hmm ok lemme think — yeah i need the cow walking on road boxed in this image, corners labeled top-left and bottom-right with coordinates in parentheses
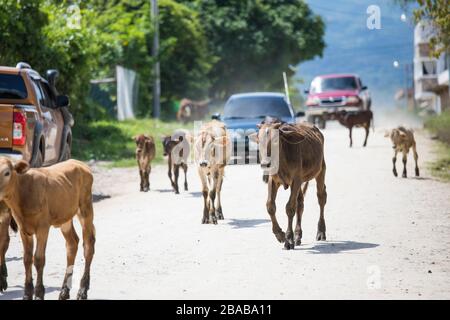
top-left (195, 120), bottom-right (231, 224)
top-left (0, 158), bottom-right (96, 300)
top-left (134, 134), bottom-right (156, 192)
top-left (251, 117), bottom-right (327, 250)
top-left (162, 130), bottom-right (191, 194)
top-left (385, 126), bottom-right (419, 178)
top-left (331, 110), bottom-right (373, 147)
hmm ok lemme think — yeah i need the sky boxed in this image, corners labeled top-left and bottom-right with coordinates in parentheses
top-left (297, 0), bottom-right (416, 108)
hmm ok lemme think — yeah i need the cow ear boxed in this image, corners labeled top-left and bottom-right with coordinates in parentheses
top-left (248, 132), bottom-right (258, 143)
top-left (273, 123), bottom-right (282, 129)
top-left (14, 160), bottom-right (30, 174)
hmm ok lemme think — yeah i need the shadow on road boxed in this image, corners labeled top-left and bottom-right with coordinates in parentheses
top-left (0, 285), bottom-right (60, 300)
top-left (298, 241), bottom-right (379, 254)
top-left (188, 192), bottom-right (203, 198)
top-left (93, 193), bottom-right (111, 203)
top-left (155, 189), bottom-right (174, 193)
top-left (6, 256), bottom-right (22, 262)
top-left (227, 218), bottom-right (270, 229)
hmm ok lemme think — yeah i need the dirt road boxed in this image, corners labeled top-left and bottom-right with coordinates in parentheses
top-left (2, 123), bottom-right (450, 300)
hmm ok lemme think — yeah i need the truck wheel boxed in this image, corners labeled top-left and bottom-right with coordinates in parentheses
top-left (61, 142), bottom-right (71, 161)
top-left (318, 117), bottom-right (326, 129)
top-left (33, 149), bottom-right (43, 168)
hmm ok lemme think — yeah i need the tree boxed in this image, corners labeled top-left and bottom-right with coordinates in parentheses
top-left (183, 0), bottom-right (325, 98)
top-left (395, 0), bottom-right (449, 56)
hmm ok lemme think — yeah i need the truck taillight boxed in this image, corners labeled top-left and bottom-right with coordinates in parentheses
top-left (13, 111), bottom-right (26, 146)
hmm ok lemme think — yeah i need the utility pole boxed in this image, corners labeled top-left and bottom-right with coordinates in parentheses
top-left (151, 0), bottom-right (160, 118)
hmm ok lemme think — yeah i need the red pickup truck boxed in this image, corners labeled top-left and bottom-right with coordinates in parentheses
top-left (304, 74), bottom-right (371, 129)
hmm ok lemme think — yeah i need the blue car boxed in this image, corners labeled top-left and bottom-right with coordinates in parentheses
top-left (213, 92), bottom-right (304, 164)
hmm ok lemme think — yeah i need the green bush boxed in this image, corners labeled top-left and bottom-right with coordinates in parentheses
top-left (425, 110), bottom-right (450, 144)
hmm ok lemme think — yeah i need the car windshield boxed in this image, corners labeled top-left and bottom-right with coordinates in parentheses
top-left (223, 96), bottom-right (292, 119)
top-left (0, 74), bottom-right (28, 99)
top-left (311, 77), bottom-right (358, 93)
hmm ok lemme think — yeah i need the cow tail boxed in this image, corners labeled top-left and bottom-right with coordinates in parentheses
top-left (10, 217), bottom-right (18, 233)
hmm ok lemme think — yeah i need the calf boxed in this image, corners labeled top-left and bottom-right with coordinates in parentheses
top-left (162, 130), bottom-right (191, 194)
top-left (250, 118), bottom-right (327, 250)
top-left (195, 120), bottom-right (231, 224)
top-left (385, 127), bottom-right (419, 178)
top-left (0, 201), bottom-right (17, 293)
top-left (331, 110), bottom-right (373, 147)
top-left (134, 134), bottom-right (156, 192)
top-left (0, 158), bottom-right (95, 300)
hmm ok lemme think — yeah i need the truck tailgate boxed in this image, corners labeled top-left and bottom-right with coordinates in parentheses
top-left (0, 104), bottom-right (13, 148)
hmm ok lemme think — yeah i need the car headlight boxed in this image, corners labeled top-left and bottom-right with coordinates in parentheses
top-left (306, 97), bottom-right (320, 106)
top-left (346, 96), bottom-right (360, 104)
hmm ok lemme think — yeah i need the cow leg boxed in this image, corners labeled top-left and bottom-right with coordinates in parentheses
top-left (285, 180), bottom-right (302, 250)
top-left (348, 127), bottom-right (353, 147)
top-left (208, 172), bottom-right (218, 225)
top-left (199, 168), bottom-right (210, 224)
top-left (139, 170), bottom-right (144, 192)
top-left (412, 143), bottom-right (420, 176)
top-left (294, 189), bottom-right (305, 246)
top-left (173, 164), bottom-right (180, 194)
top-left (20, 231), bottom-right (34, 300)
top-left (215, 172), bottom-right (224, 220)
top-left (392, 149), bottom-right (398, 177)
top-left (145, 165), bottom-right (151, 192)
top-left (77, 201), bottom-right (96, 300)
top-left (183, 163), bottom-right (188, 191)
top-left (363, 123), bottom-right (369, 147)
top-left (0, 209), bottom-right (10, 293)
top-left (59, 221), bottom-right (79, 300)
top-left (316, 161), bottom-right (327, 241)
top-left (168, 157), bottom-right (176, 191)
top-left (34, 227), bottom-right (49, 300)
top-left (402, 150), bottom-right (408, 178)
top-left (266, 178), bottom-right (284, 243)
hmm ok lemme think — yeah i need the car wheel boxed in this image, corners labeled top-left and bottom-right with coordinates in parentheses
top-left (61, 142), bottom-right (71, 161)
top-left (318, 117), bottom-right (326, 129)
top-left (33, 149), bottom-right (43, 168)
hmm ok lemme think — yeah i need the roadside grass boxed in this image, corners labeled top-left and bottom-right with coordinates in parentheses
top-left (425, 110), bottom-right (450, 182)
top-left (72, 119), bottom-right (193, 167)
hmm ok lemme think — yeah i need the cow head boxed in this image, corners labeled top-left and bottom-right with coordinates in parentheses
top-left (250, 117), bottom-right (282, 169)
top-left (196, 131), bottom-right (229, 168)
top-left (133, 134), bottom-right (153, 159)
top-left (0, 158), bottom-right (29, 200)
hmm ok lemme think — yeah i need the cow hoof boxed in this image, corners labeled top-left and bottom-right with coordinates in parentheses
top-left (202, 217), bottom-right (209, 224)
top-left (34, 296), bottom-right (44, 300)
top-left (210, 216), bottom-right (218, 225)
top-left (316, 232), bottom-right (326, 241)
top-left (415, 168), bottom-right (420, 177)
top-left (184, 185), bottom-right (188, 191)
top-left (34, 285), bottom-right (45, 300)
top-left (294, 238), bottom-right (302, 246)
top-left (274, 232), bottom-right (286, 243)
top-left (402, 173), bottom-right (407, 178)
top-left (175, 190), bottom-right (180, 194)
top-left (216, 209), bottom-right (224, 220)
top-left (284, 241), bottom-right (295, 250)
top-left (0, 277), bottom-right (7, 292)
top-left (393, 170), bottom-right (398, 177)
top-left (76, 289), bottom-right (88, 300)
top-left (23, 294), bottom-right (33, 300)
top-left (59, 287), bottom-right (70, 300)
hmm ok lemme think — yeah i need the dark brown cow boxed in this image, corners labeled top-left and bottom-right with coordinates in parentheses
top-left (0, 201), bottom-right (17, 293)
top-left (385, 126), bottom-right (419, 178)
top-left (177, 99), bottom-right (210, 123)
top-left (331, 110), bottom-right (373, 147)
top-left (250, 117), bottom-right (327, 250)
top-left (162, 130), bottom-right (191, 194)
top-left (134, 134), bottom-right (156, 192)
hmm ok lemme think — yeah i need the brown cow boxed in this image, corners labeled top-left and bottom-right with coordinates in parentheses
top-left (134, 134), bottom-right (156, 192)
top-left (250, 117), bottom-right (327, 250)
top-left (0, 201), bottom-right (17, 293)
top-left (385, 126), bottom-right (419, 178)
top-left (195, 120), bottom-right (231, 224)
top-left (162, 130), bottom-right (191, 194)
top-left (177, 99), bottom-right (210, 123)
top-left (331, 110), bottom-right (373, 147)
top-left (0, 158), bottom-right (95, 300)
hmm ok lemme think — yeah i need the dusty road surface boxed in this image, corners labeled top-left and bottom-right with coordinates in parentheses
top-left (1, 123), bottom-right (450, 300)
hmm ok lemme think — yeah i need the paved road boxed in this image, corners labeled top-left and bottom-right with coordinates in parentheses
top-left (2, 123), bottom-right (450, 300)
